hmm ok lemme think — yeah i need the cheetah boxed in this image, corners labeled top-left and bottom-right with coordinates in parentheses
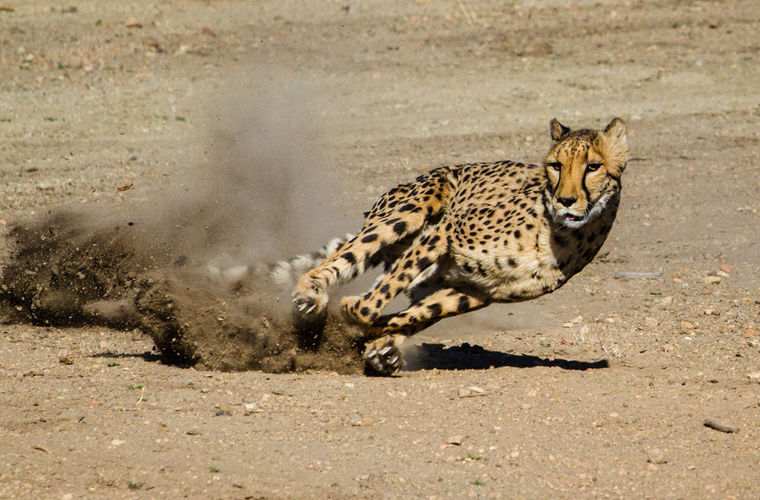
top-left (290, 118), bottom-right (628, 375)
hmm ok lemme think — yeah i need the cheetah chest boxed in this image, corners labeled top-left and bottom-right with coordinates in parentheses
top-left (445, 197), bottom-right (561, 300)
top-left (443, 196), bottom-right (615, 303)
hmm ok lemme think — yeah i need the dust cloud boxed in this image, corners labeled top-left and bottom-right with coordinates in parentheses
top-left (0, 82), bottom-right (365, 373)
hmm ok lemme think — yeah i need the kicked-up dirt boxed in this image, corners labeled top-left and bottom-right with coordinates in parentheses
top-left (1, 0), bottom-right (759, 498)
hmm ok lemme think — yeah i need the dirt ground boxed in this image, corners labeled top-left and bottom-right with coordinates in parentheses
top-left (2, 0), bottom-right (760, 498)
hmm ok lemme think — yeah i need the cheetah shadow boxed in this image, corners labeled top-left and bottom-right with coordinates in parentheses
top-left (402, 342), bottom-right (609, 372)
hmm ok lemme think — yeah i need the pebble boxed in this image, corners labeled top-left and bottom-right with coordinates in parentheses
top-left (745, 372), bottom-right (760, 382)
top-left (703, 419), bottom-right (738, 433)
top-left (448, 435), bottom-right (464, 446)
top-left (646, 448), bottom-right (667, 464)
top-left (125, 17), bottom-right (143, 29)
top-left (458, 386), bottom-right (487, 398)
top-left (349, 413), bottom-right (363, 426)
top-left (704, 276), bottom-right (722, 285)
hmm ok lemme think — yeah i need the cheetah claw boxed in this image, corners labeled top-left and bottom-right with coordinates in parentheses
top-left (294, 298), bottom-right (317, 315)
top-left (363, 335), bottom-right (405, 376)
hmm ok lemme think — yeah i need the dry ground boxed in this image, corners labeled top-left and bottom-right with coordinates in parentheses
top-left (1, 0), bottom-right (759, 498)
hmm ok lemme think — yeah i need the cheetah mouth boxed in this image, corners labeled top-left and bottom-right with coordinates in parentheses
top-left (561, 213), bottom-right (583, 222)
top-left (554, 208), bottom-right (590, 227)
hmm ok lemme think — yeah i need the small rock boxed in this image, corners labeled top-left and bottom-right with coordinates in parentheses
top-left (125, 17), bottom-right (143, 28)
top-left (704, 276), bottom-right (722, 285)
top-left (703, 308), bottom-right (720, 316)
top-left (458, 386), bottom-right (487, 398)
top-left (110, 439), bottom-right (125, 446)
top-left (349, 413), bottom-right (363, 426)
top-left (186, 429), bottom-right (201, 436)
top-left (703, 418), bottom-right (738, 433)
top-left (746, 372), bottom-right (760, 382)
top-left (680, 321), bottom-right (694, 329)
top-left (448, 435), bottom-right (463, 446)
top-left (646, 448), bottom-right (667, 464)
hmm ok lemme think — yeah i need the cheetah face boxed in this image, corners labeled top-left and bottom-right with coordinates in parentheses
top-left (544, 117), bottom-right (628, 229)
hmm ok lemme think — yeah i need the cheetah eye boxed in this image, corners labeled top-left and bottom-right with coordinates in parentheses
top-left (586, 162), bottom-right (603, 172)
top-left (547, 162), bottom-right (562, 171)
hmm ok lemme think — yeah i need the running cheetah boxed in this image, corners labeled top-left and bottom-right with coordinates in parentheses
top-left (290, 118), bottom-right (628, 374)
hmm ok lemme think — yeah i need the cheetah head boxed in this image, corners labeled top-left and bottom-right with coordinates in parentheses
top-left (544, 117), bottom-right (628, 229)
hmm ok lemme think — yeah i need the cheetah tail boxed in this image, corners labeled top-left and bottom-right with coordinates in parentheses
top-left (265, 234), bottom-right (354, 288)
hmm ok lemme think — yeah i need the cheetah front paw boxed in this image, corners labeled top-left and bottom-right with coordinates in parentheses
top-left (363, 334), bottom-right (406, 376)
top-left (292, 278), bottom-right (328, 317)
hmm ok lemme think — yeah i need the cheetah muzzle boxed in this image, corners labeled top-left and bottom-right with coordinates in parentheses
top-left (288, 117), bottom-right (629, 375)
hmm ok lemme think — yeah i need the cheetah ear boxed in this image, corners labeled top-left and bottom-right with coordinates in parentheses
top-left (549, 118), bottom-right (570, 142)
top-left (603, 117), bottom-right (627, 145)
top-left (602, 117), bottom-right (629, 175)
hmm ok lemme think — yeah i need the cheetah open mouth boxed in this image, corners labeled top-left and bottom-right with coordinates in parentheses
top-left (555, 210), bottom-right (589, 227)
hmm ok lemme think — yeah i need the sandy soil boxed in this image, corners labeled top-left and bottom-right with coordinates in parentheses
top-left (1, 0), bottom-right (759, 498)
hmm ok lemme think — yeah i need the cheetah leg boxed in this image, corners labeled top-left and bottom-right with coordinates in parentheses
top-left (292, 170), bottom-right (452, 318)
top-left (363, 288), bottom-right (488, 375)
top-left (292, 213), bottom-right (429, 317)
top-left (339, 225), bottom-right (447, 325)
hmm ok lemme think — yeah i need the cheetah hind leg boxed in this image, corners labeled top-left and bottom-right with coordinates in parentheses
top-left (363, 288), bottom-right (489, 375)
top-left (340, 225), bottom-right (448, 327)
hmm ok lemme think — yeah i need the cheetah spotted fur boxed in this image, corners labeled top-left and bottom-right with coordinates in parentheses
top-left (291, 118), bottom-right (629, 374)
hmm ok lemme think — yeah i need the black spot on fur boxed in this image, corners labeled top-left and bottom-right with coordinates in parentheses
top-left (457, 296), bottom-right (470, 313)
top-left (361, 233), bottom-right (379, 243)
top-left (392, 221), bottom-right (407, 235)
top-left (427, 303), bottom-right (443, 317)
top-left (341, 252), bottom-right (356, 264)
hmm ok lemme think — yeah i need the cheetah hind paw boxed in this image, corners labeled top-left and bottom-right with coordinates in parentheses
top-left (363, 334), bottom-right (406, 376)
top-left (339, 295), bottom-right (371, 326)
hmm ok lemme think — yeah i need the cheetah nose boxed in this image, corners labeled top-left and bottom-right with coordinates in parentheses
top-left (557, 197), bottom-right (577, 207)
